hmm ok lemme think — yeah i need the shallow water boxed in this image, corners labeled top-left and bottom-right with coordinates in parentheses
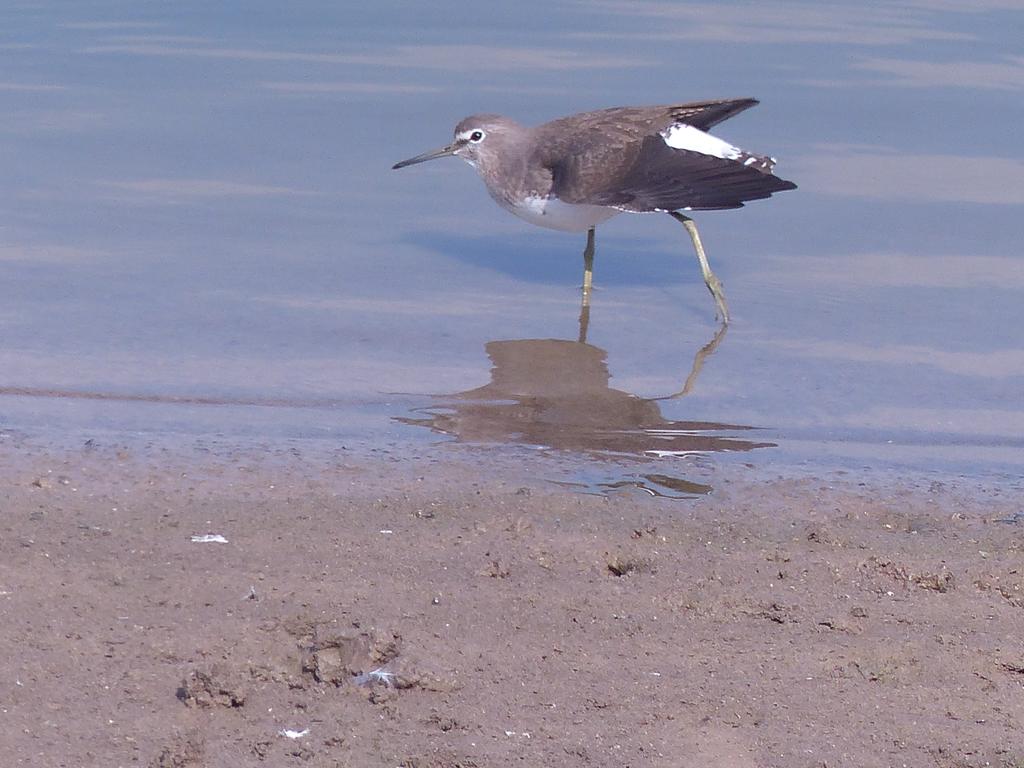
top-left (2, 1), bottom-right (1022, 486)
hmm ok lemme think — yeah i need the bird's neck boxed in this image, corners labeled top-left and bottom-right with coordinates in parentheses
top-left (478, 129), bottom-right (549, 205)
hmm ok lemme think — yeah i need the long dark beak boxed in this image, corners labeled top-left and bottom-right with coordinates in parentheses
top-left (392, 143), bottom-right (458, 170)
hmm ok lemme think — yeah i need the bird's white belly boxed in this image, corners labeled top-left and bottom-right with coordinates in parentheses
top-left (505, 195), bottom-right (620, 232)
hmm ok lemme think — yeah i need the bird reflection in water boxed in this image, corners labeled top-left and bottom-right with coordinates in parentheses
top-left (398, 299), bottom-right (775, 498)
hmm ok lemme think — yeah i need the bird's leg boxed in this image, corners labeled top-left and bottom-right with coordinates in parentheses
top-left (668, 212), bottom-right (730, 324)
top-left (581, 227), bottom-right (595, 301)
top-left (578, 227), bottom-right (595, 343)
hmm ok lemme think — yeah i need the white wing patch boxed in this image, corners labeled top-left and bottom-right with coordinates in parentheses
top-left (660, 123), bottom-right (742, 160)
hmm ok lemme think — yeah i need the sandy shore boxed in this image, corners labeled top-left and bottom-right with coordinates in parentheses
top-left (1, 436), bottom-right (1022, 767)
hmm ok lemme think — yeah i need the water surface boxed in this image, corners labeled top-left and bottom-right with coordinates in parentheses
top-left (2, 1), bottom-right (1022, 488)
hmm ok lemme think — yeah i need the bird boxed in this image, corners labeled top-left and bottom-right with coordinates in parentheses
top-left (392, 98), bottom-right (796, 324)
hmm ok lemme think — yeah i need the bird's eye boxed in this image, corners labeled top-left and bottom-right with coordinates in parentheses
top-left (470, 130), bottom-right (485, 142)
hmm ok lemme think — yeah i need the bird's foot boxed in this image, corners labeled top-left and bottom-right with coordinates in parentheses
top-left (704, 274), bottom-right (730, 324)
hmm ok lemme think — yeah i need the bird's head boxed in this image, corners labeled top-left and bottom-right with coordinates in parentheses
top-left (392, 115), bottom-right (523, 173)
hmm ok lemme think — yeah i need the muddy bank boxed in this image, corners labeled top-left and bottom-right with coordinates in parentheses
top-left (1, 439), bottom-right (1022, 767)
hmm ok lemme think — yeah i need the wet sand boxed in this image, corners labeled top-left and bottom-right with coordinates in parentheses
top-left (1, 435), bottom-right (1022, 768)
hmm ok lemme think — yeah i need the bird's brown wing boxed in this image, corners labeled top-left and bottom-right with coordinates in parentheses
top-left (663, 98), bottom-right (760, 131)
top-left (560, 135), bottom-right (797, 212)
top-left (540, 99), bottom-right (759, 136)
top-left (539, 99), bottom-right (796, 212)
top-left (534, 99), bottom-right (794, 211)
